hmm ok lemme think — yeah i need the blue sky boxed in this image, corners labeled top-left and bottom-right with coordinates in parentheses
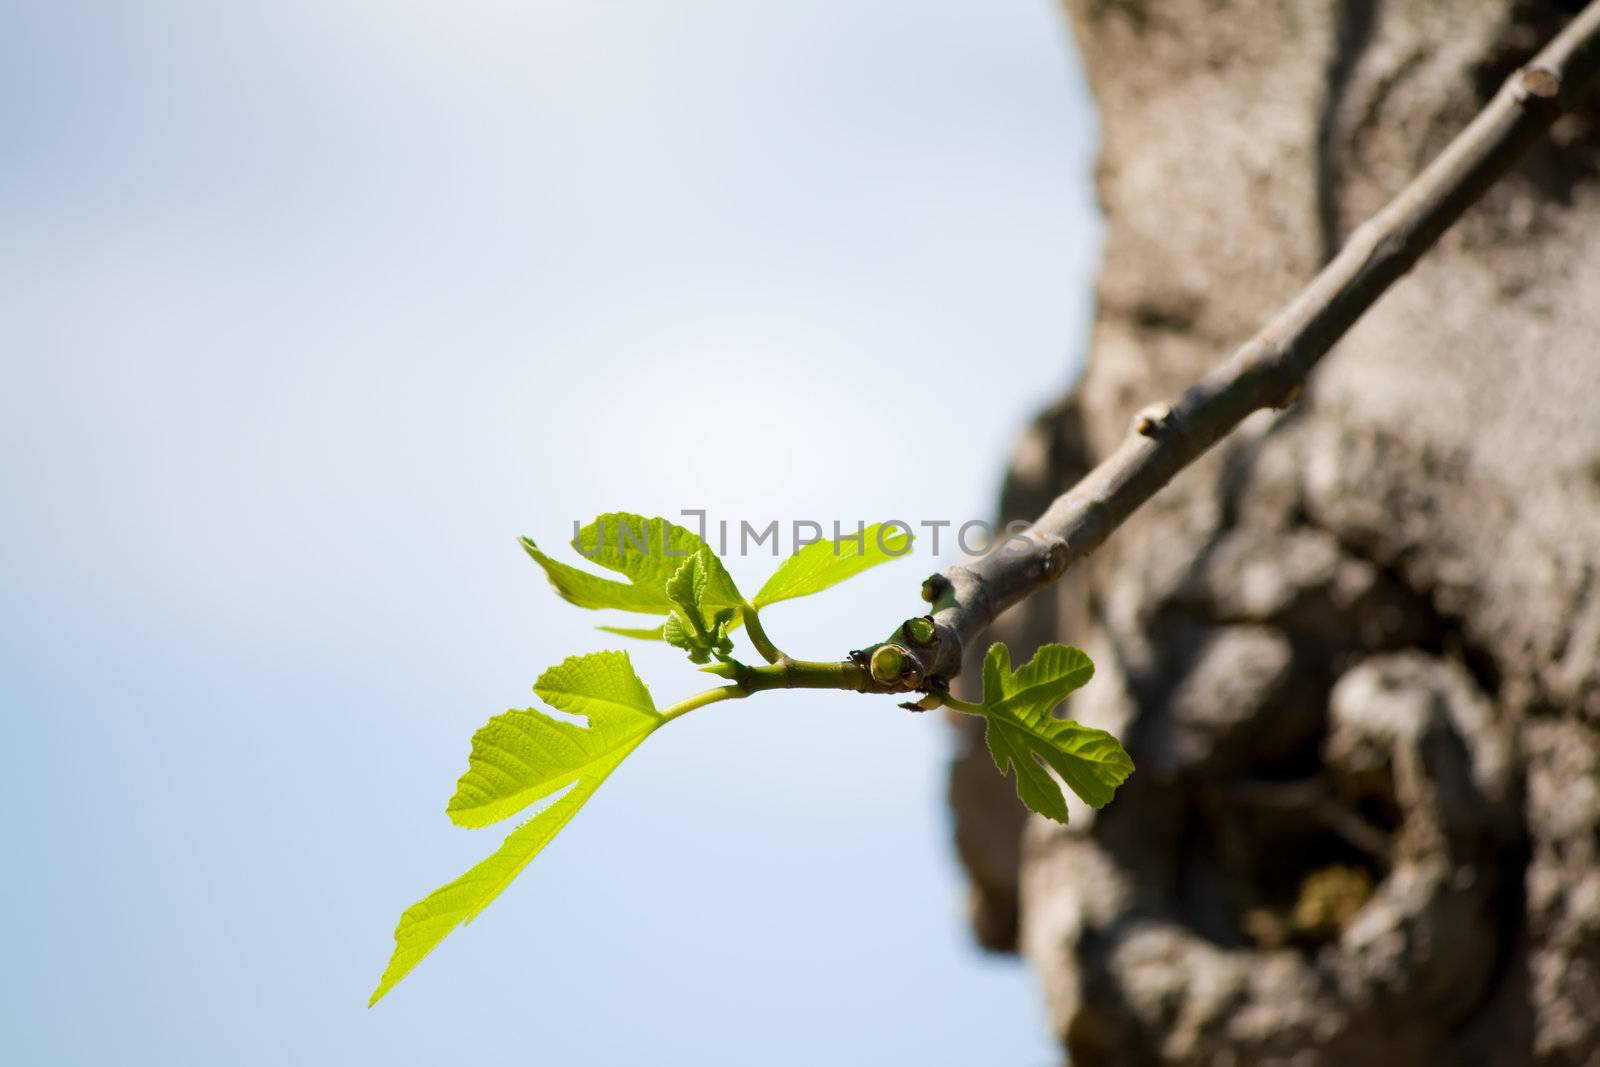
top-left (1, 2), bottom-right (1099, 1062)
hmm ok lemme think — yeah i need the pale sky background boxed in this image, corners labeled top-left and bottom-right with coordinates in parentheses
top-left (1, 2), bottom-right (1101, 1063)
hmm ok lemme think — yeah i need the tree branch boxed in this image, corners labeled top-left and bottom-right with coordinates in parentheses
top-left (869, 1), bottom-right (1600, 693)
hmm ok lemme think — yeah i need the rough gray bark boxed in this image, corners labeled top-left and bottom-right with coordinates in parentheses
top-left (947, 2), bottom-right (1600, 1063)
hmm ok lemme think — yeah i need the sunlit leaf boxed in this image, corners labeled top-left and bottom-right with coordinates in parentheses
top-left (979, 643), bottom-right (1130, 822)
top-left (371, 651), bottom-right (660, 1004)
top-left (753, 522), bottom-right (912, 607)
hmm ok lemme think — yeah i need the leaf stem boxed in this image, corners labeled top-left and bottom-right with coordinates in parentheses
top-left (740, 603), bottom-right (785, 664)
top-left (935, 694), bottom-right (989, 717)
top-left (659, 684), bottom-right (746, 723)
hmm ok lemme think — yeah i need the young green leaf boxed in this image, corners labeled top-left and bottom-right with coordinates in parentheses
top-left (661, 548), bottom-right (738, 663)
top-left (666, 546), bottom-right (709, 615)
top-left (522, 513), bottom-right (743, 615)
top-left (979, 642), bottom-right (1132, 823)
top-left (371, 651), bottom-right (661, 1005)
top-left (752, 522), bottom-right (913, 608)
top-left (447, 651), bottom-right (660, 828)
top-left (663, 611), bottom-right (730, 663)
top-left (369, 777), bottom-right (602, 1007)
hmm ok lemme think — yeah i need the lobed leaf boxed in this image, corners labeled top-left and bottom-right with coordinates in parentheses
top-left (447, 651), bottom-right (658, 828)
top-left (372, 650), bottom-right (661, 1005)
top-left (753, 522), bottom-right (913, 607)
top-left (532, 649), bottom-right (658, 724)
top-left (370, 776), bottom-right (604, 1006)
top-left (522, 513), bottom-right (742, 615)
top-left (979, 643), bottom-right (1131, 822)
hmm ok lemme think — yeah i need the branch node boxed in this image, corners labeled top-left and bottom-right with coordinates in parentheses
top-left (1038, 534), bottom-right (1070, 579)
top-left (1133, 403), bottom-right (1172, 437)
top-left (1516, 65), bottom-right (1562, 103)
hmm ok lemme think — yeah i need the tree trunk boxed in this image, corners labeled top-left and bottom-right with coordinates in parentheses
top-left (948, 2), bottom-right (1600, 1063)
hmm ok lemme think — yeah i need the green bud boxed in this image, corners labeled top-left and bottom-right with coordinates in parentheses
top-left (903, 615), bottom-right (936, 647)
top-left (870, 645), bottom-right (907, 684)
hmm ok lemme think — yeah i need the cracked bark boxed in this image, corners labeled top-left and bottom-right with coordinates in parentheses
top-left (947, 2), bottom-right (1600, 1063)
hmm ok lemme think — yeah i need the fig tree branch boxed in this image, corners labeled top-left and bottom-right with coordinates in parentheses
top-left (374, 5), bottom-right (1600, 1005)
top-left (857, 0), bottom-right (1600, 696)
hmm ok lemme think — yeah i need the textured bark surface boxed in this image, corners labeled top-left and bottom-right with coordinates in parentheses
top-left (947, 2), bottom-right (1600, 1063)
